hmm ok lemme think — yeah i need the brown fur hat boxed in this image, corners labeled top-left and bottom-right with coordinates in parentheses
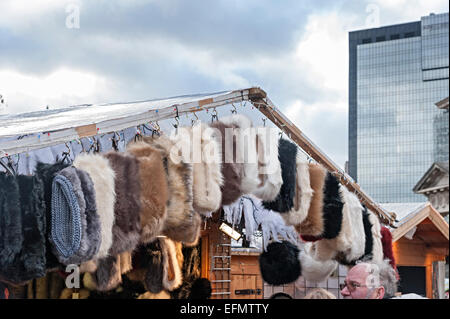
top-left (295, 163), bottom-right (327, 237)
top-left (103, 151), bottom-right (141, 256)
top-left (210, 121), bottom-right (243, 206)
top-left (127, 142), bottom-right (169, 244)
top-left (142, 136), bottom-right (201, 246)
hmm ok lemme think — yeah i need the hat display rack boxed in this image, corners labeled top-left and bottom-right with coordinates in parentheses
top-left (0, 87), bottom-right (397, 296)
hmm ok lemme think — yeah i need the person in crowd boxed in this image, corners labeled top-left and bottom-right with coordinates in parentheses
top-left (340, 259), bottom-right (398, 299)
top-left (304, 288), bottom-right (336, 299)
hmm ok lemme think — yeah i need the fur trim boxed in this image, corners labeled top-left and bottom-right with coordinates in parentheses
top-left (35, 162), bottom-right (69, 271)
top-left (259, 241), bottom-right (301, 285)
top-left (360, 207), bottom-right (374, 261)
top-left (295, 163), bottom-right (327, 237)
top-left (320, 172), bottom-right (344, 239)
top-left (162, 238), bottom-right (183, 291)
top-left (73, 153), bottom-right (116, 260)
top-left (252, 128), bottom-right (283, 201)
top-left (283, 155), bottom-right (313, 226)
top-left (142, 136), bottom-right (201, 245)
top-left (127, 142), bottom-right (168, 243)
top-left (220, 114), bottom-right (260, 194)
top-left (210, 121), bottom-right (243, 206)
top-left (299, 244), bottom-right (338, 283)
top-left (381, 226), bottom-right (396, 270)
top-left (77, 168), bottom-right (102, 261)
top-left (103, 151), bottom-right (141, 255)
top-left (189, 278), bottom-right (212, 299)
top-left (262, 139), bottom-right (298, 213)
top-left (368, 210), bottom-right (383, 263)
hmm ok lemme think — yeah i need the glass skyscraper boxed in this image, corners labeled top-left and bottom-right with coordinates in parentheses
top-left (348, 12), bottom-right (449, 203)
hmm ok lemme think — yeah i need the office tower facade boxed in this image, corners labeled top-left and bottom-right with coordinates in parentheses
top-left (349, 12), bottom-right (449, 203)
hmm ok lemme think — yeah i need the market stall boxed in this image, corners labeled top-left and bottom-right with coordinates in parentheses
top-left (0, 87), bottom-right (397, 299)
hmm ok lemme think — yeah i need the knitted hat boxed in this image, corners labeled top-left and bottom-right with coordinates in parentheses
top-left (262, 139), bottom-right (298, 213)
top-left (103, 151), bottom-right (141, 256)
top-left (259, 241), bottom-right (301, 285)
top-left (50, 166), bottom-right (99, 265)
top-left (35, 161), bottom-right (70, 270)
top-left (220, 114), bottom-right (260, 194)
top-left (252, 127), bottom-right (283, 201)
top-left (209, 121), bottom-right (242, 207)
top-left (143, 135), bottom-right (201, 246)
top-left (73, 153), bottom-right (116, 260)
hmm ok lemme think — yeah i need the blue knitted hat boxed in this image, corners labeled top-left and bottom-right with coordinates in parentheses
top-left (50, 171), bottom-right (83, 260)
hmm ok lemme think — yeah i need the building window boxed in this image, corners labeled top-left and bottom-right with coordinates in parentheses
top-left (362, 38), bottom-right (372, 44)
top-left (390, 34), bottom-right (400, 40)
top-left (376, 36), bottom-right (386, 42)
top-left (404, 32), bottom-right (416, 38)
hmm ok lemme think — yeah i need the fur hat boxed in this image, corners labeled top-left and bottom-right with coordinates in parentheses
top-left (35, 161), bottom-right (70, 271)
top-left (380, 226), bottom-right (396, 270)
top-left (220, 114), bottom-right (260, 194)
top-left (103, 151), bottom-right (141, 255)
top-left (73, 153), bottom-right (116, 260)
top-left (298, 243), bottom-right (338, 283)
top-left (91, 255), bottom-right (122, 292)
top-left (332, 187), bottom-right (366, 265)
top-left (262, 139), bottom-right (298, 213)
top-left (77, 168), bottom-right (102, 262)
top-left (295, 163), bottom-right (326, 237)
top-left (283, 155), bottom-right (313, 226)
top-left (162, 238), bottom-right (183, 291)
top-left (127, 142), bottom-right (169, 243)
top-left (259, 241), bottom-right (301, 285)
top-left (209, 121), bottom-right (242, 206)
top-left (252, 127), bottom-right (283, 201)
top-left (189, 278), bottom-right (212, 299)
top-left (142, 136), bottom-right (201, 246)
top-left (0, 173), bottom-right (47, 284)
top-left (143, 239), bottom-right (165, 293)
top-left (295, 165), bottom-right (344, 241)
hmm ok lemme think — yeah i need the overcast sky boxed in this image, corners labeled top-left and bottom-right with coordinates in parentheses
top-left (0, 0), bottom-right (448, 168)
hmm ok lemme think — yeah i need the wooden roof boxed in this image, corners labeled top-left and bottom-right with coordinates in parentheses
top-left (392, 203), bottom-right (449, 256)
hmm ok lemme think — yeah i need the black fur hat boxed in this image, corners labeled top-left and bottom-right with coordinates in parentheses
top-left (262, 139), bottom-right (298, 213)
top-left (0, 172), bottom-right (47, 284)
top-left (321, 172), bottom-right (344, 239)
top-left (259, 241), bottom-right (301, 285)
top-left (35, 161), bottom-right (70, 270)
top-left (189, 278), bottom-right (212, 299)
top-left (143, 239), bottom-right (165, 294)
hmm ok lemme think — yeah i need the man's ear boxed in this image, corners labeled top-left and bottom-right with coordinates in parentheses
top-left (376, 286), bottom-right (385, 299)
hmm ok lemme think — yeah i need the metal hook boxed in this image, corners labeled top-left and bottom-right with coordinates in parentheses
top-left (211, 107), bottom-right (219, 123)
top-left (262, 118), bottom-right (267, 127)
top-left (231, 103), bottom-right (237, 114)
top-left (191, 112), bottom-right (199, 127)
